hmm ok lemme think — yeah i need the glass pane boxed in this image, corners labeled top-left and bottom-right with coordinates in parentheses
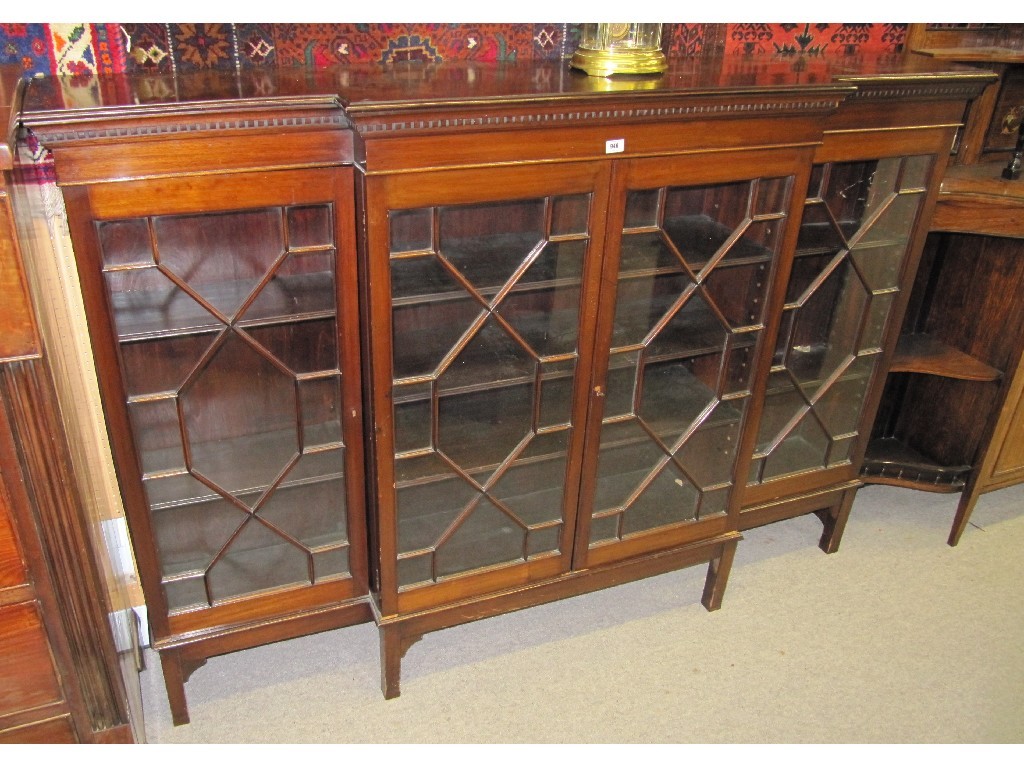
top-left (637, 357), bottom-right (722, 446)
top-left (437, 316), bottom-right (535, 393)
top-left (312, 546), bottom-right (350, 581)
top-left (434, 498), bottom-right (524, 580)
top-left (551, 194), bottom-right (590, 236)
top-left (751, 156), bottom-right (931, 484)
top-left (526, 524), bottom-right (561, 557)
top-left (396, 471), bottom-right (477, 554)
top-left (245, 317), bottom-right (337, 376)
top-left (287, 205), bottom-right (332, 249)
top-left (538, 361), bottom-right (576, 428)
top-left (390, 208), bottom-right (433, 253)
top-left (241, 250), bottom-right (335, 325)
top-left (98, 218), bottom-right (152, 268)
top-left (392, 299), bottom-right (482, 381)
top-left (388, 194), bottom-right (588, 586)
top-left (163, 575), bottom-right (207, 613)
top-left (624, 188), bottom-right (660, 228)
top-left (612, 272), bottom-right (694, 349)
top-left (702, 261), bottom-right (772, 329)
top-left (485, 431), bottom-right (570, 527)
top-left (153, 209), bottom-right (284, 319)
top-left (120, 332), bottom-right (217, 397)
top-left (762, 414), bottom-right (831, 478)
top-left (646, 293), bottom-right (729, 360)
top-left (619, 463), bottom-right (699, 535)
top-left (396, 553), bottom-right (433, 588)
top-left (152, 494), bottom-right (248, 579)
top-left (437, 385), bottom-right (534, 477)
top-left (393, 394), bottom-right (432, 455)
top-left (206, 518), bottom-right (310, 603)
top-left (128, 398), bottom-right (184, 476)
top-left (589, 513), bottom-right (620, 545)
top-left (299, 374), bottom-right (343, 446)
top-left (259, 472), bottom-right (348, 550)
top-left (179, 331), bottom-right (299, 494)
top-left (440, 199), bottom-right (545, 289)
top-left (104, 266), bottom-right (215, 339)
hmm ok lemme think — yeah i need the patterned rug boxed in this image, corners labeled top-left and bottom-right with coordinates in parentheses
top-left (0, 23), bottom-right (913, 78)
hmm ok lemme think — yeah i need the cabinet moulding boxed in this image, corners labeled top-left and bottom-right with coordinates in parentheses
top-left (354, 97), bottom-right (848, 134)
top-left (29, 112), bottom-right (352, 146)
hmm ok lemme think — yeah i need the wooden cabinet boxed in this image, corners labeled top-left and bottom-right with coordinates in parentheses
top-left (31, 96), bottom-right (373, 725)
top-left (15, 55), bottom-right (991, 720)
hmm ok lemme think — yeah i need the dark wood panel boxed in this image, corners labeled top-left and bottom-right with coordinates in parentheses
top-left (0, 601), bottom-right (64, 716)
top-left (0, 192), bottom-right (39, 361)
top-left (0, 714), bottom-right (78, 744)
top-left (49, 130), bottom-right (354, 186)
top-left (923, 233), bottom-right (1024, 372)
top-left (0, 362), bottom-right (129, 733)
top-left (0, 481), bottom-right (28, 592)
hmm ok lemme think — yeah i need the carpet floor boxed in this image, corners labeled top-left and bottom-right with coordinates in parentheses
top-left (138, 483), bottom-right (1024, 743)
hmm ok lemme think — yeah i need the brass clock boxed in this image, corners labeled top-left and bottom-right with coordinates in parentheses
top-left (570, 23), bottom-right (667, 77)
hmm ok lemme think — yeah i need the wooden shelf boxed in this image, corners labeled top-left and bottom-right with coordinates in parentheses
top-left (390, 234), bottom-right (586, 307)
top-left (141, 422), bottom-right (344, 503)
top-left (621, 214), bottom-right (773, 273)
top-left (860, 436), bottom-right (970, 491)
top-left (110, 271), bottom-right (337, 342)
top-left (890, 333), bottom-right (1002, 381)
top-left (610, 294), bottom-right (735, 359)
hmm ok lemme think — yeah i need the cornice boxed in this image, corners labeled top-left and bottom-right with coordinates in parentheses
top-left (849, 82), bottom-right (992, 101)
top-left (351, 94), bottom-right (849, 135)
top-left (28, 111), bottom-right (351, 145)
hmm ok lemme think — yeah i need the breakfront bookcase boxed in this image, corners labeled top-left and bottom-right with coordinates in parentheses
top-left (16, 55), bottom-right (990, 722)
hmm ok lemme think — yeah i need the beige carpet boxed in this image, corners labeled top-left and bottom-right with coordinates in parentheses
top-left (138, 483), bottom-right (1024, 743)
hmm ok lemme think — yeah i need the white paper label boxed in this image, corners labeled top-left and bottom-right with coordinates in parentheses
top-left (605, 138), bottom-right (625, 154)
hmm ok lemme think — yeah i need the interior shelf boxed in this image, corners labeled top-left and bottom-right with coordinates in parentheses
top-left (765, 345), bottom-right (877, 396)
top-left (111, 271), bottom-right (337, 342)
top-left (860, 436), bottom-right (970, 491)
top-left (890, 333), bottom-right (1002, 381)
top-left (140, 422), bottom-right (344, 506)
top-left (794, 220), bottom-right (909, 258)
top-left (620, 214), bottom-right (773, 274)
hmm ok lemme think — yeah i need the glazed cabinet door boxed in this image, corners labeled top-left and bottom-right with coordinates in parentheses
top-left (365, 163), bottom-right (612, 615)
top-left (743, 153), bottom-right (937, 505)
top-left (577, 149), bottom-right (812, 568)
top-left (63, 168), bottom-right (368, 641)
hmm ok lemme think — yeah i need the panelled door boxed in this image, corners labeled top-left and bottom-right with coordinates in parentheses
top-left (365, 162), bottom-right (613, 615)
top-left (576, 148), bottom-right (814, 568)
top-left (743, 149), bottom-right (938, 506)
top-left (64, 167), bottom-right (368, 641)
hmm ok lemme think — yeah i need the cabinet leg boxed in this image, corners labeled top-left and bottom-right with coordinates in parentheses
top-left (701, 538), bottom-right (738, 612)
top-left (948, 482), bottom-right (982, 547)
top-left (816, 488), bottom-right (857, 554)
top-left (379, 625), bottom-right (423, 700)
top-left (159, 651), bottom-right (191, 726)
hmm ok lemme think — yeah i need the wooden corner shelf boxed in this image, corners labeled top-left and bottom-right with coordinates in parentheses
top-left (890, 333), bottom-right (1002, 381)
top-left (861, 436), bottom-right (970, 491)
